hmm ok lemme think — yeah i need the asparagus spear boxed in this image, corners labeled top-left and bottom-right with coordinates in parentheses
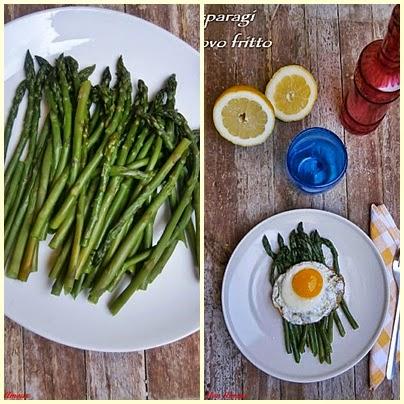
top-left (7, 176), bottom-right (40, 280)
top-left (54, 56), bottom-right (73, 179)
top-left (193, 181), bottom-right (201, 276)
top-left (50, 61), bottom-right (132, 231)
top-left (78, 64), bottom-right (96, 81)
top-left (30, 167), bottom-right (70, 240)
top-left (45, 75), bottom-right (62, 181)
top-left (4, 80), bottom-right (27, 157)
top-left (109, 201), bottom-right (194, 314)
top-left (4, 183), bottom-right (31, 262)
top-left (5, 51), bottom-right (35, 189)
top-left (64, 55), bottom-right (80, 98)
top-left (36, 141), bottom-right (53, 211)
top-left (82, 131), bottom-right (120, 245)
top-left (50, 67), bottom-right (64, 120)
top-left (89, 156), bottom-right (188, 302)
top-left (4, 161), bottom-right (25, 218)
top-left (81, 71), bottom-right (132, 247)
top-left (6, 66), bottom-right (49, 270)
top-left (49, 135), bottom-right (110, 229)
top-left (104, 56), bottom-right (131, 137)
top-left (69, 80), bottom-right (92, 185)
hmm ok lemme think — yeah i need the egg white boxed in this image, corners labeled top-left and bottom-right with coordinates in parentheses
top-left (272, 261), bottom-right (345, 325)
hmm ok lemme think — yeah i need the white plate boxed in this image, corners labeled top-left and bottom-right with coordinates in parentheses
top-left (222, 209), bottom-right (389, 383)
top-left (5, 7), bottom-right (200, 352)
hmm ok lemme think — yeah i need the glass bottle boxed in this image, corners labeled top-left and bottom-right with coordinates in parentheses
top-left (340, 5), bottom-right (400, 135)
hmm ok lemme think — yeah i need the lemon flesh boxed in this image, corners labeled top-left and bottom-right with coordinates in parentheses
top-left (222, 98), bottom-right (268, 139)
top-left (213, 86), bottom-right (275, 147)
top-left (273, 75), bottom-right (311, 115)
top-left (266, 65), bottom-right (317, 122)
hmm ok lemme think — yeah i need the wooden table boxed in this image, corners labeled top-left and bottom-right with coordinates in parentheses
top-left (204, 4), bottom-right (399, 400)
top-left (4, 4), bottom-right (199, 400)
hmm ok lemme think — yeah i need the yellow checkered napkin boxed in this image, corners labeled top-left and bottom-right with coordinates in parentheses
top-left (369, 204), bottom-right (400, 389)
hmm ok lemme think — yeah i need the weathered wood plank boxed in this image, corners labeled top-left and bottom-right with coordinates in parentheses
top-left (304, 5), bottom-right (354, 399)
top-left (270, 4), bottom-right (322, 399)
top-left (339, 3), bottom-right (384, 234)
top-left (23, 331), bottom-right (86, 399)
top-left (271, 4), bottom-right (323, 219)
top-left (4, 4), bottom-right (55, 22)
top-left (205, 253), bottom-right (243, 399)
top-left (232, 4), bottom-right (279, 400)
top-left (85, 351), bottom-right (146, 399)
top-left (304, 4), bottom-right (348, 218)
top-left (4, 319), bottom-right (25, 397)
top-left (371, 4), bottom-right (400, 227)
top-left (204, 3), bottom-right (244, 399)
top-left (371, 14), bottom-right (400, 397)
top-left (339, 4), bottom-right (399, 399)
top-left (147, 332), bottom-right (200, 399)
top-left (125, 4), bottom-right (199, 50)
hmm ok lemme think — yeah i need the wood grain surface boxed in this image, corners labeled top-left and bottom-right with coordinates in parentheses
top-left (4, 4), bottom-right (200, 400)
top-left (204, 4), bottom-right (399, 400)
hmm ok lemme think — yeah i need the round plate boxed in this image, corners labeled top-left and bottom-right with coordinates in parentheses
top-left (5, 7), bottom-right (199, 352)
top-left (222, 209), bottom-right (389, 383)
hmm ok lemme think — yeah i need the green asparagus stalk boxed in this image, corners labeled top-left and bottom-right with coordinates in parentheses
top-left (63, 189), bottom-right (86, 293)
top-left (96, 136), bottom-right (166, 264)
top-left (4, 184), bottom-right (31, 262)
top-left (109, 202), bottom-right (194, 314)
top-left (4, 80), bottom-right (27, 157)
top-left (106, 138), bottom-right (191, 245)
top-left (104, 141), bottom-right (197, 302)
top-left (7, 177), bottom-right (40, 279)
top-left (109, 167), bottom-right (152, 179)
top-left (89, 156), bottom-right (188, 302)
top-left (49, 135), bottom-right (110, 229)
top-left (82, 131), bottom-right (120, 246)
top-left (5, 51), bottom-right (35, 189)
top-left (49, 235), bottom-right (73, 280)
top-left (69, 80), bottom-right (92, 185)
top-left (45, 77), bottom-right (62, 181)
top-left (4, 161), bottom-right (25, 218)
top-left (55, 56), bottom-right (73, 178)
top-left (193, 181), bottom-right (201, 276)
top-left (30, 167), bottom-right (70, 240)
top-left (78, 64), bottom-right (96, 81)
top-left (36, 141), bottom-right (53, 211)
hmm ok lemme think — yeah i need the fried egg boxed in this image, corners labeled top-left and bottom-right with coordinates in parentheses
top-left (272, 261), bottom-right (345, 325)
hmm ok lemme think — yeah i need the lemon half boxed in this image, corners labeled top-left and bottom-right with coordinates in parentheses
top-left (265, 65), bottom-right (317, 122)
top-left (213, 85), bottom-right (275, 147)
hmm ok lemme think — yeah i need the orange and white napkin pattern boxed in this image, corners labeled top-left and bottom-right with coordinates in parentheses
top-left (369, 204), bottom-right (400, 389)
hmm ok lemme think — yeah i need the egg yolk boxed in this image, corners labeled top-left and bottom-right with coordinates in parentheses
top-left (292, 268), bottom-right (323, 298)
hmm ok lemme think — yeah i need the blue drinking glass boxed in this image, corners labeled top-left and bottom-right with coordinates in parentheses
top-left (286, 127), bottom-right (348, 194)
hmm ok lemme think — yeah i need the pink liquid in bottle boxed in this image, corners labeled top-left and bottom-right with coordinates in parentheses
top-left (340, 5), bottom-right (399, 135)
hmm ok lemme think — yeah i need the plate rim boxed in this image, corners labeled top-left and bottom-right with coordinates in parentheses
top-left (221, 208), bottom-right (389, 383)
top-left (4, 5), bottom-right (199, 58)
top-left (5, 5), bottom-right (200, 352)
top-left (5, 311), bottom-right (199, 353)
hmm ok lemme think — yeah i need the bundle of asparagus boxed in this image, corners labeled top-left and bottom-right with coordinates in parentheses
top-left (5, 51), bottom-right (200, 315)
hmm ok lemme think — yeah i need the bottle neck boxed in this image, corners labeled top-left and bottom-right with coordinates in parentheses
top-left (379, 5), bottom-right (400, 67)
